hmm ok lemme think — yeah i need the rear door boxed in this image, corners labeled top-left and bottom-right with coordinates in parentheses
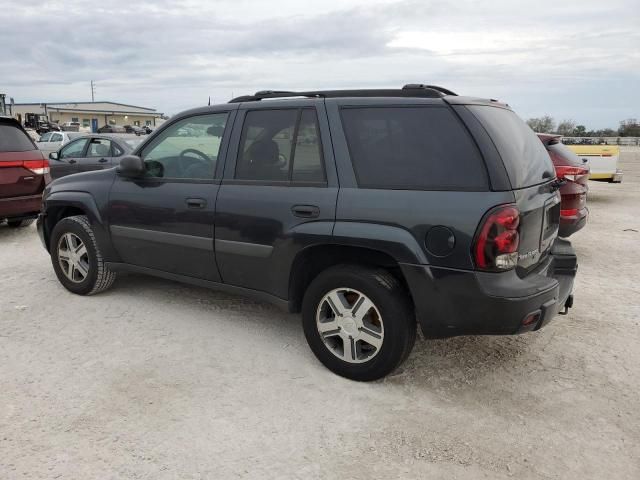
top-left (214, 100), bottom-right (338, 298)
top-left (465, 105), bottom-right (560, 271)
top-left (84, 137), bottom-right (116, 171)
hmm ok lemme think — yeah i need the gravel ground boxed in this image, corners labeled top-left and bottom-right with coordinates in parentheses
top-left (1, 149), bottom-right (639, 479)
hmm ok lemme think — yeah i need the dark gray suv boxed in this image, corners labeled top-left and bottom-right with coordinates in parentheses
top-left (36, 85), bottom-right (577, 381)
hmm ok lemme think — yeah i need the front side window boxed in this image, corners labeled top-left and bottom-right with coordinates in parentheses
top-left (39, 132), bottom-right (53, 142)
top-left (86, 138), bottom-right (112, 158)
top-left (341, 107), bottom-right (487, 190)
top-left (235, 108), bottom-right (325, 183)
top-left (141, 113), bottom-right (228, 180)
top-left (50, 133), bottom-right (63, 142)
top-left (60, 138), bottom-right (88, 159)
top-left (108, 119), bottom-right (116, 125)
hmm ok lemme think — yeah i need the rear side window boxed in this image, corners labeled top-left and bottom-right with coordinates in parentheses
top-left (468, 106), bottom-right (554, 188)
top-left (340, 107), bottom-right (487, 190)
top-left (0, 123), bottom-right (35, 152)
top-left (235, 108), bottom-right (326, 183)
top-left (548, 142), bottom-right (582, 167)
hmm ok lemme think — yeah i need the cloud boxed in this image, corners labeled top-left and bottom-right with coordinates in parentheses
top-left (0, 0), bottom-right (638, 127)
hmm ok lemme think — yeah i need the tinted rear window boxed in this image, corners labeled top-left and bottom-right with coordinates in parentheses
top-left (468, 106), bottom-right (554, 188)
top-left (340, 107), bottom-right (488, 190)
top-left (0, 123), bottom-right (35, 152)
top-left (548, 142), bottom-right (582, 166)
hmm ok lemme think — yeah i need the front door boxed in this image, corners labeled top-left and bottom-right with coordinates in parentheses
top-left (215, 102), bottom-right (338, 299)
top-left (107, 110), bottom-right (235, 281)
top-left (50, 137), bottom-right (89, 179)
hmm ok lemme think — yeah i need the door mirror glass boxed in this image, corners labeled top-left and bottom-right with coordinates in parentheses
top-left (49, 151), bottom-right (59, 161)
top-left (118, 155), bottom-right (145, 176)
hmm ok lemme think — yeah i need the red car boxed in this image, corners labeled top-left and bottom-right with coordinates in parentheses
top-left (537, 133), bottom-right (589, 237)
top-left (0, 117), bottom-right (50, 228)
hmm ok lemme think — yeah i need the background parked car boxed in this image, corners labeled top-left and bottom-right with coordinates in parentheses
top-left (123, 125), bottom-right (145, 135)
top-left (0, 117), bottom-right (50, 227)
top-left (97, 124), bottom-right (126, 134)
top-left (538, 133), bottom-right (589, 237)
top-left (36, 131), bottom-right (85, 155)
top-left (568, 144), bottom-right (623, 182)
top-left (48, 134), bottom-right (142, 179)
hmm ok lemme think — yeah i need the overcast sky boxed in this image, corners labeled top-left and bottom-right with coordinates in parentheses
top-left (1, 0), bottom-right (638, 129)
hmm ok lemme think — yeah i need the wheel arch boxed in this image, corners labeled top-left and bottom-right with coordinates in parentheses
top-left (287, 243), bottom-right (414, 314)
top-left (42, 192), bottom-right (104, 252)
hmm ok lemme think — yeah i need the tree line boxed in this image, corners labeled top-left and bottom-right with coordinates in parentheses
top-left (526, 116), bottom-right (640, 137)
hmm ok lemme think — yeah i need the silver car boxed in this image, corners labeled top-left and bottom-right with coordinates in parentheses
top-left (36, 131), bottom-right (85, 155)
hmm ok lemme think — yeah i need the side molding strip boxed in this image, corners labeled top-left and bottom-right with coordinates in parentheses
top-left (110, 225), bottom-right (213, 251)
top-left (215, 239), bottom-right (273, 258)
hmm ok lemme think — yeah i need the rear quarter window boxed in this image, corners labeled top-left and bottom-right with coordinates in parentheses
top-left (340, 106), bottom-right (488, 190)
top-left (0, 123), bottom-right (36, 152)
top-left (468, 106), bottom-right (555, 188)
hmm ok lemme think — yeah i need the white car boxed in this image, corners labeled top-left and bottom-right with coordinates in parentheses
top-left (36, 131), bottom-right (85, 154)
top-left (567, 145), bottom-right (623, 183)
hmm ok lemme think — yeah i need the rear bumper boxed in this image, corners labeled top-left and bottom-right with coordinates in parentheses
top-left (401, 238), bottom-right (577, 338)
top-left (559, 208), bottom-right (588, 237)
top-left (0, 194), bottom-right (42, 221)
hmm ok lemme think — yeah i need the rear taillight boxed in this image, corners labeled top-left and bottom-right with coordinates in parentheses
top-left (0, 158), bottom-right (49, 175)
top-left (473, 204), bottom-right (520, 271)
top-left (23, 159), bottom-right (50, 175)
top-left (555, 165), bottom-right (589, 183)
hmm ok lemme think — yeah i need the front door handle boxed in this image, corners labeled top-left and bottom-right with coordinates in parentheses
top-left (291, 204), bottom-right (320, 218)
top-left (186, 197), bottom-right (207, 209)
top-left (99, 158), bottom-right (108, 163)
top-left (68, 159), bottom-right (76, 164)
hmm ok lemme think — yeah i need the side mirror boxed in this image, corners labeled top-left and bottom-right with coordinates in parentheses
top-left (117, 155), bottom-right (145, 177)
top-left (49, 151), bottom-right (59, 161)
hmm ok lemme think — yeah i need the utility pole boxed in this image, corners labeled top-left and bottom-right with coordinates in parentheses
top-left (91, 80), bottom-right (96, 102)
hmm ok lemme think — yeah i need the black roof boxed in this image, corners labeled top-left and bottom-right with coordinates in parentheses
top-left (229, 84), bottom-right (457, 103)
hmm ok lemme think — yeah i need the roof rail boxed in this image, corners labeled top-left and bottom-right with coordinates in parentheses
top-left (228, 85), bottom-right (457, 103)
top-left (402, 84), bottom-right (458, 96)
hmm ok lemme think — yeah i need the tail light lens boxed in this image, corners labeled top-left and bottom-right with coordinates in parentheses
top-left (23, 159), bottom-right (50, 175)
top-left (555, 165), bottom-right (589, 183)
top-left (556, 165), bottom-right (589, 218)
top-left (0, 158), bottom-right (49, 175)
top-left (473, 204), bottom-right (520, 271)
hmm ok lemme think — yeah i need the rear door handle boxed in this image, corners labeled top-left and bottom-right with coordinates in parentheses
top-left (98, 158), bottom-right (108, 163)
top-left (186, 197), bottom-right (207, 209)
top-left (68, 159), bottom-right (76, 164)
top-left (291, 204), bottom-right (320, 218)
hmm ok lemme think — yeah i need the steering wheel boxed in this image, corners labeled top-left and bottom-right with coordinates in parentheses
top-left (178, 148), bottom-right (209, 173)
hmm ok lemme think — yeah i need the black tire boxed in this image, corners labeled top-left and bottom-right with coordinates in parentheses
top-left (302, 264), bottom-right (416, 381)
top-left (50, 215), bottom-right (116, 295)
top-left (7, 218), bottom-right (35, 228)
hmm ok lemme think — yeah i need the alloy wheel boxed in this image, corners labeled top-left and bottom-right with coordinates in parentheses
top-left (57, 233), bottom-right (89, 283)
top-left (316, 288), bottom-right (384, 363)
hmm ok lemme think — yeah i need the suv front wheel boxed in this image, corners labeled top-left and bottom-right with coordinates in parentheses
top-left (302, 265), bottom-right (416, 381)
top-left (50, 215), bottom-right (116, 295)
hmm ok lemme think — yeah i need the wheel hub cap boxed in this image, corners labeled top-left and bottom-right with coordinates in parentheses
top-left (316, 288), bottom-right (384, 364)
top-left (57, 233), bottom-right (89, 283)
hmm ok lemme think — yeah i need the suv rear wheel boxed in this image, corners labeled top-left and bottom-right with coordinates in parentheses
top-left (302, 265), bottom-right (416, 381)
top-left (7, 218), bottom-right (35, 228)
top-left (50, 215), bottom-right (116, 295)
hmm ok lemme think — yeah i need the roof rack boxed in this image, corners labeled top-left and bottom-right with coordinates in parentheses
top-left (228, 85), bottom-right (457, 103)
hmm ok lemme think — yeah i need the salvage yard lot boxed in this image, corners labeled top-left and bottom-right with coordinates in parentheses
top-left (1, 149), bottom-right (639, 479)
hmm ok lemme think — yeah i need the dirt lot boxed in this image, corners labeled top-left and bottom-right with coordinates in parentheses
top-left (1, 149), bottom-right (639, 479)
